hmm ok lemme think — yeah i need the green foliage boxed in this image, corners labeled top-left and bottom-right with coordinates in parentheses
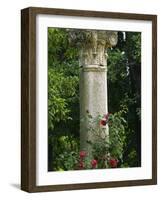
top-left (48, 28), bottom-right (79, 130)
top-left (48, 28), bottom-right (141, 170)
top-left (125, 32), bottom-right (141, 63)
top-left (107, 49), bottom-right (127, 82)
top-left (108, 110), bottom-right (127, 161)
top-left (48, 28), bottom-right (79, 67)
top-left (48, 28), bottom-right (80, 170)
top-left (107, 32), bottom-right (141, 167)
top-left (48, 68), bottom-right (78, 129)
top-left (50, 135), bottom-right (79, 171)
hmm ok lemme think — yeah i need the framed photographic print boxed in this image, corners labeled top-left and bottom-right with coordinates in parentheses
top-left (21, 7), bottom-right (157, 192)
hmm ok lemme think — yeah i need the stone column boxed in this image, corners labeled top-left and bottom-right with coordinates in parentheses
top-left (69, 30), bottom-right (118, 154)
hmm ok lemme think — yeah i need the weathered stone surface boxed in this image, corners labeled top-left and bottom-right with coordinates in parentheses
top-left (68, 30), bottom-right (118, 67)
top-left (68, 29), bottom-right (118, 153)
top-left (80, 67), bottom-right (108, 152)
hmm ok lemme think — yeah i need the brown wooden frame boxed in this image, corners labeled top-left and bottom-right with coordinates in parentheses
top-left (21, 7), bottom-right (157, 193)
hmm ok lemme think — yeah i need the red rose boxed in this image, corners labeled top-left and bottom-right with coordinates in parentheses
top-left (100, 119), bottom-right (107, 126)
top-left (79, 161), bottom-right (84, 169)
top-left (91, 159), bottom-right (98, 168)
top-left (79, 151), bottom-right (86, 158)
top-left (109, 158), bottom-right (118, 168)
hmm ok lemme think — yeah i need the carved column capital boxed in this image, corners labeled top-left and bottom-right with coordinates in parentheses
top-left (68, 30), bottom-right (118, 67)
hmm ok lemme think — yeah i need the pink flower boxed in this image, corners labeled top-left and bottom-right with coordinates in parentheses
top-left (109, 158), bottom-right (118, 168)
top-left (91, 159), bottom-right (98, 168)
top-left (79, 151), bottom-right (86, 158)
top-left (100, 113), bottom-right (111, 126)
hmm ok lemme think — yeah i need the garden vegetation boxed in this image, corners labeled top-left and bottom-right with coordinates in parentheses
top-left (48, 28), bottom-right (141, 171)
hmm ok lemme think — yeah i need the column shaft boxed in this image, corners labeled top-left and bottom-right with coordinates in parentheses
top-left (80, 66), bottom-right (108, 152)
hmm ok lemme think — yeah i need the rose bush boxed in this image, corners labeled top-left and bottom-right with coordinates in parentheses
top-left (55, 110), bottom-right (127, 171)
